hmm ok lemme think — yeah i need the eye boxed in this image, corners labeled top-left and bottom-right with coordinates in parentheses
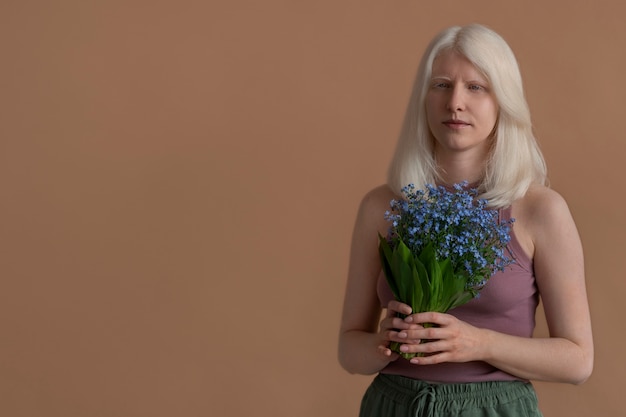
top-left (432, 81), bottom-right (450, 89)
top-left (468, 84), bottom-right (487, 92)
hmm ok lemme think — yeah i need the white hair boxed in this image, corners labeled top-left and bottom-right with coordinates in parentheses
top-left (387, 24), bottom-right (547, 208)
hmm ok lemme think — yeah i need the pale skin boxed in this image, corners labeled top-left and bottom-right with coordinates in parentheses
top-left (338, 50), bottom-right (593, 384)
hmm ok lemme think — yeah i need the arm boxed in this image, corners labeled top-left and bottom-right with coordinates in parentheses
top-left (483, 189), bottom-right (593, 383)
top-left (396, 188), bottom-right (594, 384)
top-left (338, 186), bottom-right (419, 374)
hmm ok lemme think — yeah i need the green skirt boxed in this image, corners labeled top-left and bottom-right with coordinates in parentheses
top-left (360, 374), bottom-right (542, 417)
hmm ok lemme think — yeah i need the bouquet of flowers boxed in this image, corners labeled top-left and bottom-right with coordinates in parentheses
top-left (378, 182), bottom-right (515, 359)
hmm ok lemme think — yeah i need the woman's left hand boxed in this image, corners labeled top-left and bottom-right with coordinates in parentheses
top-left (398, 312), bottom-right (486, 365)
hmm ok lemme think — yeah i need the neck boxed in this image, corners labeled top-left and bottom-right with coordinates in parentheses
top-left (438, 161), bottom-right (484, 185)
top-left (435, 150), bottom-right (486, 187)
top-left (434, 136), bottom-right (490, 185)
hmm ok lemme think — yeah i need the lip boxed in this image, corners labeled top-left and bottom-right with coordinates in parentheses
top-left (442, 119), bottom-right (471, 129)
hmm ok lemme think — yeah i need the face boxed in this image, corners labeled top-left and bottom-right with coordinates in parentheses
top-left (425, 50), bottom-right (499, 158)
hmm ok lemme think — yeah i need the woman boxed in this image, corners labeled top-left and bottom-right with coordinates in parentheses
top-left (338, 24), bottom-right (593, 416)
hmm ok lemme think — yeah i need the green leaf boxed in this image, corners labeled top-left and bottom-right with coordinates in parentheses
top-left (419, 244), bottom-right (443, 311)
top-left (410, 259), bottom-right (424, 312)
top-left (441, 267), bottom-right (474, 311)
top-left (447, 292), bottom-right (474, 311)
top-left (395, 239), bottom-right (413, 264)
top-left (391, 241), bottom-right (414, 303)
top-left (377, 237), bottom-right (480, 315)
top-left (414, 255), bottom-right (430, 312)
top-left (439, 258), bottom-right (458, 310)
top-left (431, 264), bottom-right (443, 311)
top-left (439, 258), bottom-right (453, 282)
top-left (378, 235), bottom-right (400, 300)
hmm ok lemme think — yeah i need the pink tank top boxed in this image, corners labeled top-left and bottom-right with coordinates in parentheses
top-left (377, 206), bottom-right (538, 383)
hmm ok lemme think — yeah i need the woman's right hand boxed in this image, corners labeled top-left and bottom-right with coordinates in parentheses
top-left (377, 300), bottom-right (421, 359)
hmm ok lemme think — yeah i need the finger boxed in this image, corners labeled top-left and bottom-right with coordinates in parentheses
top-left (397, 332), bottom-right (423, 344)
top-left (377, 344), bottom-right (391, 356)
top-left (380, 316), bottom-right (420, 334)
top-left (385, 330), bottom-right (413, 344)
top-left (409, 350), bottom-right (449, 365)
top-left (383, 327), bottom-right (425, 347)
top-left (401, 328), bottom-right (428, 343)
top-left (400, 339), bottom-right (445, 356)
top-left (411, 311), bottom-right (451, 326)
top-left (386, 300), bottom-right (412, 316)
top-left (377, 345), bottom-right (400, 361)
top-left (391, 316), bottom-right (422, 330)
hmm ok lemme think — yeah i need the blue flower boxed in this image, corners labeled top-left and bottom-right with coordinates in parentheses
top-left (384, 182), bottom-right (515, 292)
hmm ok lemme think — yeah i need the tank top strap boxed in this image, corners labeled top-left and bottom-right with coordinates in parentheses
top-left (498, 205), bottom-right (532, 272)
top-left (499, 205), bottom-right (513, 222)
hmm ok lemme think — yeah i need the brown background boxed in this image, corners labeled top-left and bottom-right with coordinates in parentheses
top-left (1, 1), bottom-right (624, 416)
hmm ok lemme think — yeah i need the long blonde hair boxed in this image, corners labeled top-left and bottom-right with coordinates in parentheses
top-left (387, 24), bottom-right (547, 208)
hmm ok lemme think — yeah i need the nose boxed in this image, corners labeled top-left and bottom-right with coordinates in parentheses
top-left (446, 85), bottom-right (466, 112)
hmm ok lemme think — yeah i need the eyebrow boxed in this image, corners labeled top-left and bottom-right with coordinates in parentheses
top-left (430, 75), bottom-right (489, 85)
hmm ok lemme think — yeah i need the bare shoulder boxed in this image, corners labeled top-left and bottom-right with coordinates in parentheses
top-left (360, 184), bottom-right (397, 211)
top-left (515, 184), bottom-right (572, 224)
top-left (355, 184), bottom-right (398, 235)
top-left (510, 185), bottom-right (575, 257)
top-left (512, 184), bottom-right (579, 254)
